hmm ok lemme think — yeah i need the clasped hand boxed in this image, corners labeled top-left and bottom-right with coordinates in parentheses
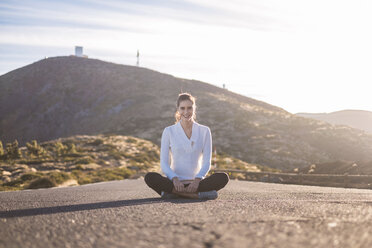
top-left (172, 177), bottom-right (201, 193)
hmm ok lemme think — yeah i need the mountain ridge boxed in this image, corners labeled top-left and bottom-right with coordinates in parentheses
top-left (296, 110), bottom-right (372, 134)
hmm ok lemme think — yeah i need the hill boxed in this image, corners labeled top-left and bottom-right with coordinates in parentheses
top-left (296, 110), bottom-right (372, 134)
top-left (1, 56), bottom-right (372, 170)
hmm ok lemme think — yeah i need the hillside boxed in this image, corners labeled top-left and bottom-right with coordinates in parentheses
top-left (1, 56), bottom-right (372, 170)
top-left (296, 110), bottom-right (372, 134)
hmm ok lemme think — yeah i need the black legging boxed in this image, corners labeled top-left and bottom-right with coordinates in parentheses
top-left (145, 172), bottom-right (229, 195)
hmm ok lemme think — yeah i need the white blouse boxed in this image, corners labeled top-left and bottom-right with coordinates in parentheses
top-left (160, 121), bottom-right (212, 180)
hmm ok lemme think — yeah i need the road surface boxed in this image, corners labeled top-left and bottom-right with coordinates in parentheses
top-left (1, 179), bottom-right (372, 248)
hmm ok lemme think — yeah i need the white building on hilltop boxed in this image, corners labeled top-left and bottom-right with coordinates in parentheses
top-left (75, 46), bottom-right (83, 57)
top-left (74, 46), bottom-right (88, 58)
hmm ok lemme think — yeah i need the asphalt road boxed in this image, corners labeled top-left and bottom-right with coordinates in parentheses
top-left (1, 179), bottom-right (372, 248)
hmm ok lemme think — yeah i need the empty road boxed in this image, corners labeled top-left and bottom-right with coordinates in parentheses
top-left (1, 179), bottom-right (372, 248)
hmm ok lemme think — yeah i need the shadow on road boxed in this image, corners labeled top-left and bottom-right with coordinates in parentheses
top-left (0, 198), bottom-right (162, 218)
top-left (0, 197), bottom-right (207, 218)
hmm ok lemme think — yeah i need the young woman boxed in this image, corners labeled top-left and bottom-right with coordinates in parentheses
top-left (145, 93), bottom-right (229, 199)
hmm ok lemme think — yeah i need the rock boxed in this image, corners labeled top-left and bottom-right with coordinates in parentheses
top-left (11, 169), bottom-right (24, 176)
top-left (119, 161), bottom-right (127, 166)
top-left (39, 162), bottom-right (66, 170)
top-left (58, 179), bottom-right (79, 187)
top-left (2, 171), bottom-right (11, 176)
top-left (1, 176), bottom-right (11, 183)
top-left (75, 163), bottom-right (101, 170)
top-left (15, 164), bottom-right (30, 170)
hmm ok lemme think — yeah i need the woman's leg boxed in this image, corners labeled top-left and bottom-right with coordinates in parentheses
top-left (144, 172), bottom-right (174, 195)
top-left (197, 172), bottom-right (229, 192)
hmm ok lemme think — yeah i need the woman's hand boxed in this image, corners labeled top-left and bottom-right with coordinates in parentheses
top-left (185, 178), bottom-right (201, 193)
top-left (172, 177), bottom-right (185, 192)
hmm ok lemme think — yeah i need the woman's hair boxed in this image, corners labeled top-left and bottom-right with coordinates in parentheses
top-left (174, 92), bottom-right (196, 122)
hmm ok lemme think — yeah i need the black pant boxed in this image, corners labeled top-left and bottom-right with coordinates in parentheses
top-left (144, 172), bottom-right (229, 195)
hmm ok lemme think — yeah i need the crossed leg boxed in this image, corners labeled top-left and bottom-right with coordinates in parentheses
top-left (144, 172), bottom-right (229, 197)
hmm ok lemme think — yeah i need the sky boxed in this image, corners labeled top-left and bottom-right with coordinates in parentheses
top-left (1, 0), bottom-right (372, 114)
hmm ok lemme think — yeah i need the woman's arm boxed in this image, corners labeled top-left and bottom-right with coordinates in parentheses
top-left (160, 128), bottom-right (178, 180)
top-left (195, 127), bottom-right (212, 179)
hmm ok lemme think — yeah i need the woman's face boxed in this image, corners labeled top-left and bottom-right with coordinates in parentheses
top-left (178, 100), bottom-right (194, 122)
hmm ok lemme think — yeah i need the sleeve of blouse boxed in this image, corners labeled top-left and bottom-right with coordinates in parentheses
top-left (160, 127), bottom-right (178, 180)
top-left (196, 127), bottom-right (212, 179)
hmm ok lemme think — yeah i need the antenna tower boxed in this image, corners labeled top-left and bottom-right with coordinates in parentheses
top-left (136, 50), bottom-right (139, 66)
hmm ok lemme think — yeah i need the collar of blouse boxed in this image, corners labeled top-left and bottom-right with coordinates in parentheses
top-left (176, 121), bottom-right (199, 152)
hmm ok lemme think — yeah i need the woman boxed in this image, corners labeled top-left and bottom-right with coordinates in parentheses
top-left (145, 93), bottom-right (229, 200)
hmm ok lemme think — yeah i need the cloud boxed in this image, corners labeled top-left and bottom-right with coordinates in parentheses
top-left (0, 0), bottom-right (291, 34)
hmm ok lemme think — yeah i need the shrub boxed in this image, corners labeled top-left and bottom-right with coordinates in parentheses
top-left (26, 140), bottom-right (47, 158)
top-left (67, 143), bottom-right (77, 154)
top-left (126, 137), bottom-right (137, 143)
top-left (63, 153), bottom-right (85, 159)
top-left (124, 150), bottom-right (159, 165)
top-left (104, 144), bottom-right (117, 150)
top-left (88, 139), bottom-right (104, 146)
top-left (75, 164), bottom-right (84, 170)
top-left (77, 177), bottom-right (93, 185)
top-left (94, 168), bottom-right (134, 182)
top-left (27, 177), bottom-right (57, 189)
top-left (71, 169), bottom-right (92, 185)
top-left (108, 150), bottom-right (123, 160)
top-left (54, 141), bottom-right (79, 157)
top-left (4, 140), bottom-right (22, 160)
top-left (0, 185), bottom-right (21, 191)
top-left (75, 157), bottom-right (94, 164)
top-left (20, 173), bottom-right (43, 181)
top-left (71, 167), bottom-right (135, 185)
top-left (48, 171), bottom-right (71, 184)
top-left (0, 140), bottom-right (4, 157)
top-left (3, 178), bottom-right (23, 187)
top-left (55, 142), bottom-right (68, 157)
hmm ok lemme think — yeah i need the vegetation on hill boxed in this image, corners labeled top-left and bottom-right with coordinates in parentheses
top-left (212, 151), bottom-right (278, 172)
top-left (0, 135), bottom-right (159, 191)
top-left (0, 135), bottom-right (273, 191)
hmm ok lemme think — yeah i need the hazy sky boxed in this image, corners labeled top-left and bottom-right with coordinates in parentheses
top-left (1, 0), bottom-right (372, 114)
